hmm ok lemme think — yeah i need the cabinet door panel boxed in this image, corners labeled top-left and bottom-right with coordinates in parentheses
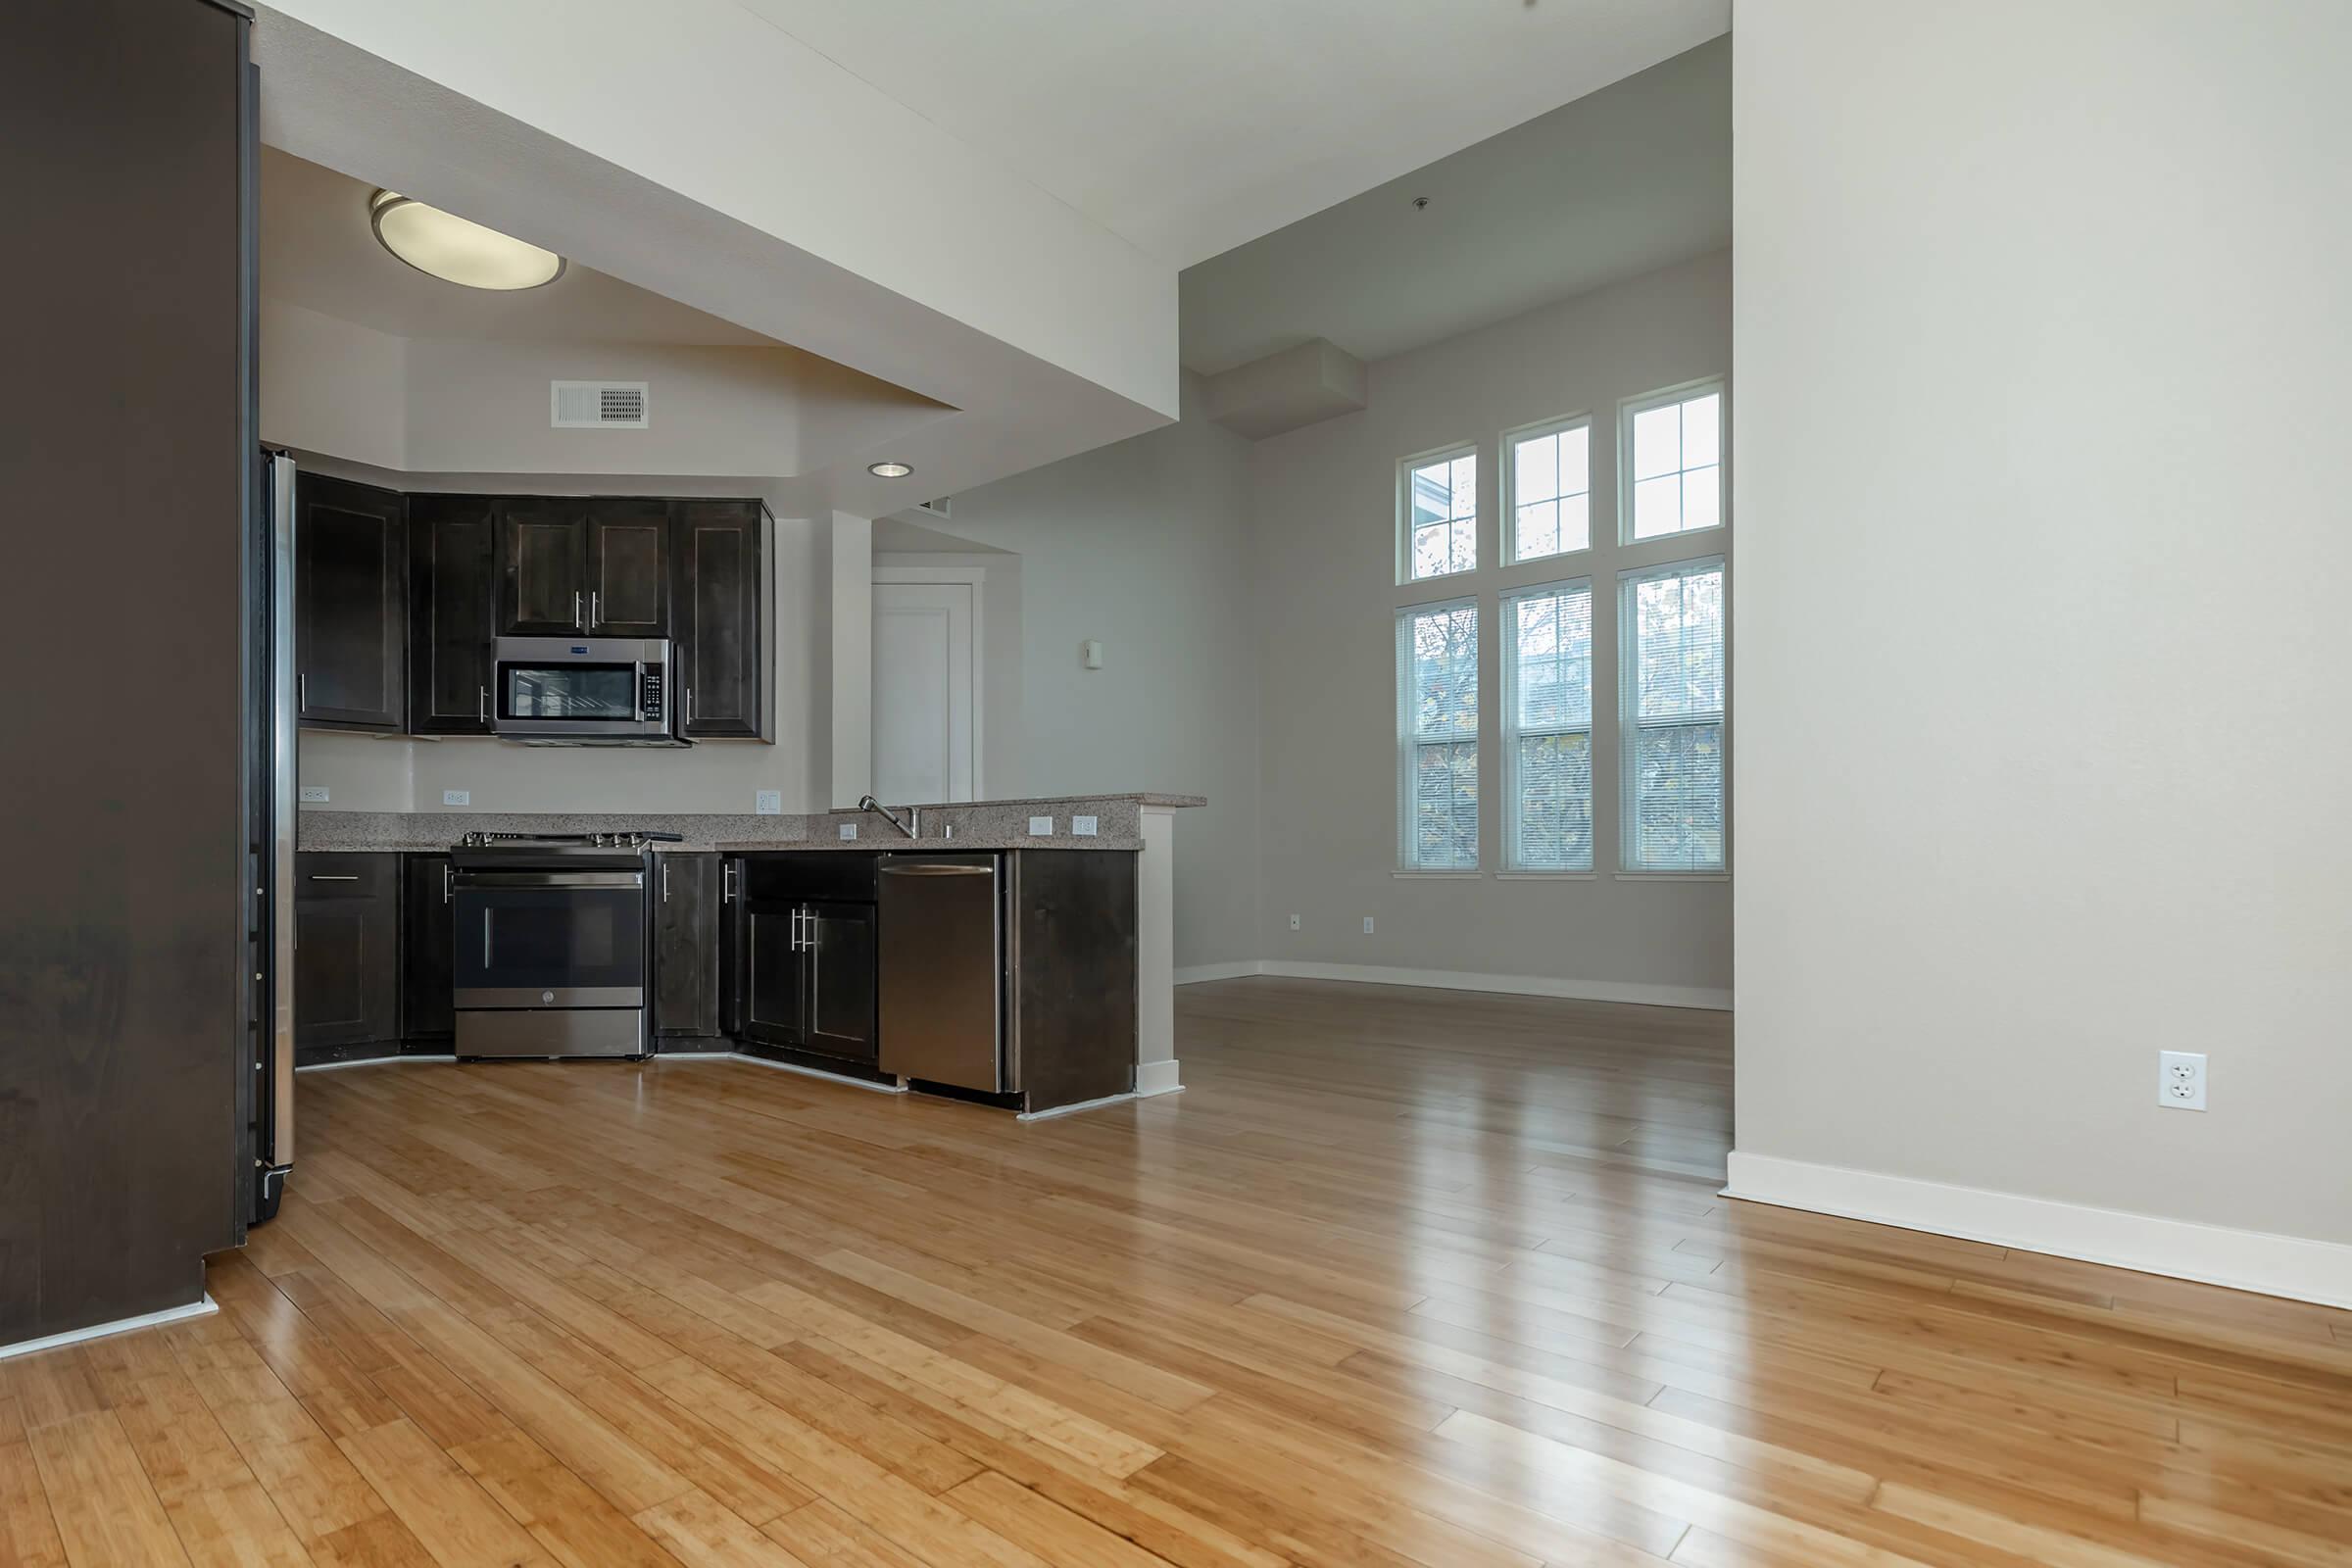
top-left (502, 504), bottom-right (588, 634)
top-left (401, 854), bottom-right (455, 1041)
top-left (673, 501), bottom-right (765, 738)
top-left (409, 496), bottom-right (496, 733)
top-left (294, 854), bottom-right (399, 1055)
top-left (654, 854), bottom-right (721, 1039)
top-left (802, 901), bottom-right (877, 1064)
top-left (297, 475), bottom-right (405, 730)
top-left (588, 499), bottom-right (669, 637)
top-left (739, 900), bottom-right (806, 1048)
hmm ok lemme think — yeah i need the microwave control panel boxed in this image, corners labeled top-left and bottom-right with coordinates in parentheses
top-left (641, 669), bottom-right (664, 723)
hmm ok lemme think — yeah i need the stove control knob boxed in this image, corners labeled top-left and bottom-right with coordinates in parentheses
top-left (541, 990), bottom-right (555, 1004)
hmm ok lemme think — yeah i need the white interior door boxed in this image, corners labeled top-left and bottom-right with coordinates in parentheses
top-left (871, 580), bottom-right (977, 803)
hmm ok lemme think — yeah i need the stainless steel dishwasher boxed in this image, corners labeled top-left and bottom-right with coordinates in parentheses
top-left (877, 854), bottom-right (1003, 1090)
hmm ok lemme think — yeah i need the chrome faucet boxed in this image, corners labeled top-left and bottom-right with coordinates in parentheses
top-left (857, 795), bottom-right (919, 839)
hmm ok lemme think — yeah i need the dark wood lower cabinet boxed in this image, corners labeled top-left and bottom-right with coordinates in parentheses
top-left (725, 858), bottom-right (879, 1066)
top-left (803, 900), bottom-right (878, 1063)
top-left (294, 854), bottom-right (400, 1060)
top-left (736, 894), bottom-right (808, 1051)
top-left (401, 854), bottom-right (455, 1045)
top-left (654, 853), bottom-right (722, 1041)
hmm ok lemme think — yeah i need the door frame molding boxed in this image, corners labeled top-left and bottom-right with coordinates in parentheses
top-left (871, 565), bottom-right (987, 801)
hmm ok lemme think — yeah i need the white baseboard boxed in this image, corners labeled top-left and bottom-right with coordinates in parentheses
top-left (1134, 1058), bottom-right (1183, 1097)
top-left (1174, 960), bottom-right (1265, 985)
top-left (2, 1293), bottom-right (218, 1363)
top-left (1019, 1091), bottom-right (1139, 1122)
top-left (1176, 957), bottom-right (1730, 1012)
top-left (1725, 1151), bottom-right (2352, 1309)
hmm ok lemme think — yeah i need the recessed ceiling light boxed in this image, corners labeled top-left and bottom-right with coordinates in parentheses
top-left (368, 189), bottom-right (565, 291)
top-left (867, 462), bottom-right (913, 478)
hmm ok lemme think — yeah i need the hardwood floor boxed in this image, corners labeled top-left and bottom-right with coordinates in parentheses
top-left (6, 975), bottom-right (2349, 1567)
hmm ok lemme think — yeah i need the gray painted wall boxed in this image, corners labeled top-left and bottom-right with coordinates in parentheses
top-left (1734, 0), bottom-right (2352, 1246)
top-left (1250, 252), bottom-right (1734, 1000)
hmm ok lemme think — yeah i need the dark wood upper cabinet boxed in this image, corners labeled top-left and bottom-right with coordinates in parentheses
top-left (500, 501), bottom-right (591, 635)
top-left (297, 474), bottom-right (406, 731)
top-left (408, 495), bottom-right (497, 734)
top-left (673, 500), bottom-right (769, 739)
top-left (654, 853), bottom-right (722, 1040)
top-left (587, 499), bottom-right (670, 637)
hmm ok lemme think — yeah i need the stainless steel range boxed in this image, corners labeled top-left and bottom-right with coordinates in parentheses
top-left (449, 831), bottom-right (678, 1058)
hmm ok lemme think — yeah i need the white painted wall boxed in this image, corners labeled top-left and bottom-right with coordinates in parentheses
top-left (1733, 1), bottom-right (2352, 1249)
top-left (259, 302), bottom-right (406, 470)
top-left (910, 382), bottom-right (1262, 969)
top-left (1250, 253), bottom-right (1733, 1002)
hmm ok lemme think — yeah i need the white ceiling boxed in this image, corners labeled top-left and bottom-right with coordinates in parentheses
top-left (731, 0), bottom-right (1730, 268)
top-left (1181, 35), bottom-right (1731, 375)
top-left (261, 147), bottom-right (781, 345)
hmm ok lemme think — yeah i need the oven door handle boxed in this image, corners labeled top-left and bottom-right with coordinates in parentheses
top-left (452, 870), bottom-right (646, 889)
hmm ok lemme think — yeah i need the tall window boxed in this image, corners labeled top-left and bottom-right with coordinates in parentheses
top-left (1400, 447), bottom-right (1477, 581)
top-left (1501, 580), bottom-right (1593, 870)
top-left (1506, 417), bottom-right (1591, 562)
top-left (1621, 559), bottom-right (1726, 871)
top-left (1622, 380), bottom-right (1723, 542)
top-left (1397, 599), bottom-right (1479, 869)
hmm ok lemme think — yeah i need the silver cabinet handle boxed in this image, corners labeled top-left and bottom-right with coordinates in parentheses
top-left (573, 589), bottom-right (583, 630)
top-left (684, 687), bottom-right (695, 725)
top-left (477, 684), bottom-right (487, 724)
top-left (721, 862), bottom-right (736, 904)
top-left (662, 859), bottom-right (671, 903)
top-left (308, 873), bottom-right (359, 881)
top-left (786, 907), bottom-right (799, 951)
top-left (298, 671), bottom-right (308, 713)
top-left (442, 860), bottom-right (453, 904)
top-left (590, 590), bottom-right (601, 629)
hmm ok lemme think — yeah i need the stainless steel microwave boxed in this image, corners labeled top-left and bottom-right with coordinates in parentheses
top-left (490, 636), bottom-right (683, 745)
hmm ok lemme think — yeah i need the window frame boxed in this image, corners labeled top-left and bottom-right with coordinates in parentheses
top-left (1395, 595), bottom-right (1482, 871)
top-left (1498, 575), bottom-right (1596, 873)
top-left (1617, 555), bottom-right (1729, 875)
top-left (1396, 442), bottom-right (1481, 585)
top-left (1502, 413), bottom-right (1594, 565)
top-left (1617, 377), bottom-right (1726, 547)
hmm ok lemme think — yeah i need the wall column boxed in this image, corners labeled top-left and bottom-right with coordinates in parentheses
top-left (1134, 805), bottom-right (1181, 1096)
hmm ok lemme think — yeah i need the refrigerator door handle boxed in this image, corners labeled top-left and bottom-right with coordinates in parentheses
top-left (267, 451), bottom-right (297, 1180)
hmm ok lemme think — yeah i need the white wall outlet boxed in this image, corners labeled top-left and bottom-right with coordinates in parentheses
top-left (1080, 639), bottom-right (1104, 670)
top-left (1288, 913), bottom-right (1301, 930)
top-left (1362, 916), bottom-right (1375, 934)
top-left (1029, 815), bottom-right (1054, 836)
top-left (2158, 1050), bottom-right (2207, 1111)
top-left (1072, 814), bottom-right (1099, 837)
top-left (442, 789), bottom-right (470, 807)
top-left (838, 822), bottom-right (858, 841)
top-left (298, 785), bottom-right (329, 804)
top-left (755, 789), bottom-right (783, 815)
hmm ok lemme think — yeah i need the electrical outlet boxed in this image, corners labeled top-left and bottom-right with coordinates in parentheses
top-left (838, 822), bottom-right (858, 841)
top-left (1362, 916), bottom-right (1375, 934)
top-left (1289, 913), bottom-right (1301, 930)
top-left (441, 789), bottom-right (469, 807)
top-left (2158, 1050), bottom-right (2207, 1111)
top-left (1072, 814), bottom-right (1099, 837)
top-left (1029, 815), bottom-right (1054, 836)
top-left (298, 785), bottom-right (329, 804)
top-left (755, 789), bottom-right (782, 815)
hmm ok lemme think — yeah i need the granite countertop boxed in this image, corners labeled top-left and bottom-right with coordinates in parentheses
top-left (298, 793), bottom-right (1200, 855)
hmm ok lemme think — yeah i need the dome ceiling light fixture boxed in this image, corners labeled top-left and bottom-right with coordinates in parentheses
top-left (867, 461), bottom-right (913, 478)
top-left (368, 189), bottom-right (565, 291)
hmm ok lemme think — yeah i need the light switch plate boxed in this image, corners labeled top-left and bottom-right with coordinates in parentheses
top-left (298, 785), bottom-right (329, 804)
top-left (442, 789), bottom-right (470, 807)
top-left (838, 822), bottom-right (858, 841)
top-left (1072, 814), bottom-right (1099, 837)
top-left (1362, 916), bottom-right (1376, 934)
top-left (1029, 815), bottom-right (1054, 836)
top-left (754, 790), bottom-right (783, 815)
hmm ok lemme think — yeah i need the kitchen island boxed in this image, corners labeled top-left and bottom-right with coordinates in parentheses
top-left (295, 793), bottom-right (1201, 1112)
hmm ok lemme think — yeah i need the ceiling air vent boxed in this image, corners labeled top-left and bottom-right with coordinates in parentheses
top-left (551, 380), bottom-right (649, 429)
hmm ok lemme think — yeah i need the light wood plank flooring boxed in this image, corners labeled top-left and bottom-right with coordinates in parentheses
top-left (6, 976), bottom-right (2349, 1566)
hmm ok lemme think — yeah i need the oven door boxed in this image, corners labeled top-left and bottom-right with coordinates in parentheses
top-left (453, 871), bottom-right (647, 1008)
top-left (491, 637), bottom-right (668, 741)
